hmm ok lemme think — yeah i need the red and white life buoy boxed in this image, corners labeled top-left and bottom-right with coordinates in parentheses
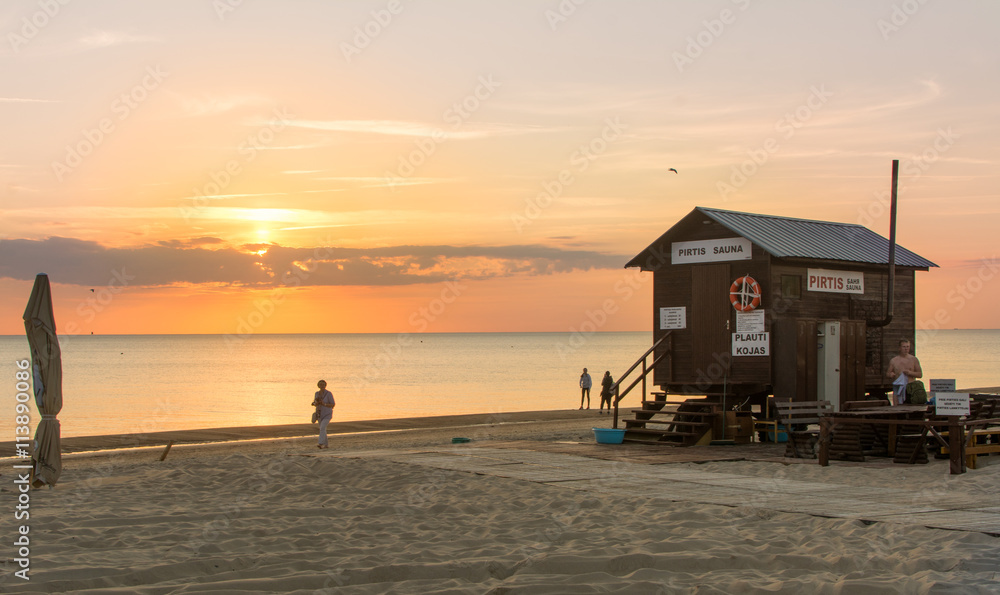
top-left (730, 275), bottom-right (761, 312)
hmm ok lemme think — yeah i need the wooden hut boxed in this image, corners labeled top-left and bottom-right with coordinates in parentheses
top-left (619, 207), bottom-right (936, 442)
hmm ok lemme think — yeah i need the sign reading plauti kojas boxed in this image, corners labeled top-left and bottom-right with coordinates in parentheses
top-left (672, 237), bottom-right (752, 264)
top-left (732, 332), bottom-right (769, 356)
top-left (807, 268), bottom-right (864, 294)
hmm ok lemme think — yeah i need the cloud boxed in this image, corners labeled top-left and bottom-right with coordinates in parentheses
top-left (0, 238), bottom-right (627, 288)
top-left (280, 119), bottom-right (559, 140)
top-left (170, 92), bottom-right (272, 117)
top-left (0, 97), bottom-right (59, 103)
top-left (78, 31), bottom-right (160, 49)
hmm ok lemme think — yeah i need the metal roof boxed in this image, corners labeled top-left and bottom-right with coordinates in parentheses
top-left (626, 207), bottom-right (938, 269)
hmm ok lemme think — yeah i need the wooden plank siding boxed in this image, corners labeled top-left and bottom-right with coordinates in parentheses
top-left (768, 261), bottom-right (917, 392)
top-left (651, 217), bottom-right (772, 394)
top-left (649, 229), bottom-right (920, 399)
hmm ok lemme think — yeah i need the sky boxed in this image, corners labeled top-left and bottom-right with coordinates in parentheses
top-left (1, 0), bottom-right (998, 336)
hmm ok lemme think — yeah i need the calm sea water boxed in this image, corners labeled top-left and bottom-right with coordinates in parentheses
top-left (1, 330), bottom-right (997, 439)
top-left (1, 332), bottom-right (651, 439)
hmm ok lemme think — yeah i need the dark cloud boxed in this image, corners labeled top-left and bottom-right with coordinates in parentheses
top-left (156, 237), bottom-right (226, 249)
top-left (0, 237), bottom-right (627, 288)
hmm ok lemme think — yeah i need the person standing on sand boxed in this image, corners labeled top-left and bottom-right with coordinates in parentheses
top-left (579, 368), bottom-right (592, 410)
top-left (313, 379), bottom-right (336, 449)
top-left (886, 339), bottom-right (927, 405)
top-left (599, 371), bottom-right (614, 414)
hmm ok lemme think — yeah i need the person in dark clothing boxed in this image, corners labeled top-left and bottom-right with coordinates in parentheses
top-left (599, 371), bottom-right (614, 414)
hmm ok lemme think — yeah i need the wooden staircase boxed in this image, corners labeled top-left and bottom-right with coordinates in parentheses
top-left (623, 397), bottom-right (720, 445)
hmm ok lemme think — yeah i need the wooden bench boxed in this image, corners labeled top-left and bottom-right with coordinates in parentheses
top-left (774, 399), bottom-right (833, 458)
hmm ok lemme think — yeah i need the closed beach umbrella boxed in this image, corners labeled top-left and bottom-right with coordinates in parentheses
top-left (23, 273), bottom-right (63, 488)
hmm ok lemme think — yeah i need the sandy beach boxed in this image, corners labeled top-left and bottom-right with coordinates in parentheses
top-left (3, 412), bottom-right (1000, 593)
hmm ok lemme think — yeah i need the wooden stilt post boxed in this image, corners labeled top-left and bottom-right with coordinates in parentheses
top-left (159, 440), bottom-right (175, 462)
top-left (948, 417), bottom-right (965, 475)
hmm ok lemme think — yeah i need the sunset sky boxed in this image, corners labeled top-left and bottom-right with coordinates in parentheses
top-left (1, 0), bottom-right (998, 335)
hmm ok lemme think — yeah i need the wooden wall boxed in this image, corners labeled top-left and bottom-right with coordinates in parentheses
top-left (645, 215), bottom-right (923, 398)
top-left (651, 218), bottom-right (770, 393)
top-left (768, 261), bottom-right (917, 390)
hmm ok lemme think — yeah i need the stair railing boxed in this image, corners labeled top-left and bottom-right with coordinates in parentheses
top-left (611, 332), bottom-right (672, 429)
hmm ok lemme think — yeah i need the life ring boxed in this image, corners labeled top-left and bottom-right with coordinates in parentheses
top-left (730, 275), bottom-right (761, 312)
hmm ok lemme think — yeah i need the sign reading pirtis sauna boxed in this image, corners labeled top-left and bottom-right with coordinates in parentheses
top-left (807, 268), bottom-right (864, 294)
top-left (671, 237), bottom-right (752, 264)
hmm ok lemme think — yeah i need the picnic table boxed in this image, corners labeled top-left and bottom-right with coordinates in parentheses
top-left (818, 405), bottom-right (929, 463)
top-left (818, 402), bottom-right (1000, 474)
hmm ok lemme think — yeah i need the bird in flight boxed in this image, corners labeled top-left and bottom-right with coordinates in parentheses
top-left (668, 168), bottom-right (678, 174)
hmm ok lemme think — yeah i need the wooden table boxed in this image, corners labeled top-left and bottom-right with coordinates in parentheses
top-left (819, 405), bottom-right (931, 463)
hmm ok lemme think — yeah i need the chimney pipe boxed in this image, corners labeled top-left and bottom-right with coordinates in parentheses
top-left (868, 159), bottom-right (898, 328)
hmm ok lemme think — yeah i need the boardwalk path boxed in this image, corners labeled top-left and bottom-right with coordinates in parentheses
top-left (323, 441), bottom-right (1000, 535)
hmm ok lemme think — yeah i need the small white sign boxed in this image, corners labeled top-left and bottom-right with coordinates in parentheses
top-left (807, 268), bottom-right (865, 294)
top-left (659, 307), bottom-right (686, 330)
top-left (732, 332), bottom-right (769, 356)
top-left (736, 310), bottom-right (765, 333)
top-left (935, 392), bottom-right (971, 416)
top-left (930, 379), bottom-right (956, 392)
top-left (672, 237), bottom-right (752, 264)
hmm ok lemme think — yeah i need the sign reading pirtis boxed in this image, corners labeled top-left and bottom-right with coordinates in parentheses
top-left (935, 393), bottom-right (970, 416)
top-left (659, 307), bottom-right (686, 330)
top-left (672, 237), bottom-right (752, 264)
top-left (807, 268), bottom-right (864, 294)
top-left (732, 332), bottom-right (769, 356)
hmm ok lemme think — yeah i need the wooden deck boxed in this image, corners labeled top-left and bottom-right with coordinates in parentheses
top-left (322, 441), bottom-right (1000, 536)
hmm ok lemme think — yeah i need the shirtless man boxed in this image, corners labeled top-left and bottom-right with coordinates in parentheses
top-left (886, 339), bottom-right (926, 404)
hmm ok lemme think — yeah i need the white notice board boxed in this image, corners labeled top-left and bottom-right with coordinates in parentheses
top-left (935, 392), bottom-right (970, 416)
top-left (929, 379), bottom-right (956, 392)
top-left (659, 307), bottom-right (686, 330)
top-left (736, 310), bottom-right (765, 333)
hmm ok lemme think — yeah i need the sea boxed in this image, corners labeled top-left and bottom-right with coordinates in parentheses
top-left (2, 330), bottom-right (998, 440)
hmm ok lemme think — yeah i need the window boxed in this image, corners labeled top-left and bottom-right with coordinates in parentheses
top-left (781, 275), bottom-right (801, 299)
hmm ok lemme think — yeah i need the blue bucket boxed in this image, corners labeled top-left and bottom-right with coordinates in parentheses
top-left (762, 424), bottom-right (788, 443)
top-left (593, 427), bottom-right (626, 444)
